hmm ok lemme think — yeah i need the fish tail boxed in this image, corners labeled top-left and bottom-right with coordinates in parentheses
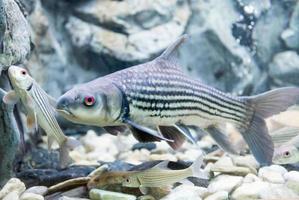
top-left (59, 137), bottom-right (80, 168)
top-left (190, 154), bottom-right (206, 179)
top-left (240, 87), bottom-right (299, 166)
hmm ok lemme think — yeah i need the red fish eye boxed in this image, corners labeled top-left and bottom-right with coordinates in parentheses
top-left (84, 96), bottom-right (95, 106)
top-left (21, 70), bottom-right (27, 75)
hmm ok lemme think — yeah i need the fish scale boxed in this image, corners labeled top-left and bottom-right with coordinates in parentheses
top-left (111, 61), bottom-right (250, 128)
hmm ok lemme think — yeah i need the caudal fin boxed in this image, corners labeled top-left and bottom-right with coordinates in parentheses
top-left (59, 137), bottom-right (80, 168)
top-left (241, 87), bottom-right (299, 166)
top-left (190, 154), bottom-right (207, 179)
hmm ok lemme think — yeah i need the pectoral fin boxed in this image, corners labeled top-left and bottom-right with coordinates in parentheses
top-left (139, 185), bottom-right (148, 195)
top-left (2, 90), bottom-right (19, 105)
top-left (124, 119), bottom-right (173, 143)
top-left (26, 111), bottom-right (37, 131)
top-left (103, 125), bottom-right (127, 135)
top-left (206, 126), bottom-right (239, 154)
top-left (48, 135), bottom-right (55, 150)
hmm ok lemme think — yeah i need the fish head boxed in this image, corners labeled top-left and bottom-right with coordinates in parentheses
top-left (56, 79), bottom-right (123, 126)
top-left (8, 66), bottom-right (33, 90)
top-left (273, 145), bottom-right (299, 164)
top-left (122, 174), bottom-right (140, 188)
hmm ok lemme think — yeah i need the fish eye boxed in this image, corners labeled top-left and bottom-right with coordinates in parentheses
top-left (20, 69), bottom-right (27, 76)
top-left (83, 96), bottom-right (96, 106)
top-left (126, 178), bottom-right (130, 183)
top-left (283, 151), bottom-right (291, 157)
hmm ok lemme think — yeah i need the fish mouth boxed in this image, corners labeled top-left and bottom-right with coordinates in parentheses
top-left (57, 108), bottom-right (76, 118)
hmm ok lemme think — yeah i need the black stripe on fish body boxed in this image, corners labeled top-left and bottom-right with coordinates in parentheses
top-left (125, 85), bottom-right (247, 123)
top-left (121, 73), bottom-right (247, 115)
top-left (128, 90), bottom-right (247, 119)
top-left (118, 67), bottom-right (246, 109)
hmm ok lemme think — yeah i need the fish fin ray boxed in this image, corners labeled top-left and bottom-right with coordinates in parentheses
top-left (124, 119), bottom-right (173, 143)
top-left (243, 87), bottom-right (299, 118)
top-left (174, 123), bottom-right (198, 144)
top-left (271, 127), bottom-right (299, 147)
top-left (103, 125), bottom-right (127, 135)
top-left (158, 34), bottom-right (188, 66)
top-left (26, 111), bottom-right (37, 131)
top-left (240, 114), bottom-right (273, 166)
top-left (139, 186), bottom-right (148, 195)
top-left (239, 87), bottom-right (299, 165)
top-left (48, 135), bottom-right (55, 150)
top-left (3, 90), bottom-right (19, 105)
top-left (158, 125), bottom-right (185, 150)
top-left (206, 126), bottom-right (239, 154)
top-left (59, 137), bottom-right (80, 168)
top-left (190, 155), bottom-right (207, 179)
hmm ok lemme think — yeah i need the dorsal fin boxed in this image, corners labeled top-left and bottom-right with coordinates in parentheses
top-left (158, 34), bottom-right (188, 65)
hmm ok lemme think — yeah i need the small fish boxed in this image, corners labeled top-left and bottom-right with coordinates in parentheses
top-left (88, 156), bottom-right (205, 194)
top-left (2, 66), bottom-right (80, 168)
top-left (56, 34), bottom-right (299, 165)
top-left (272, 127), bottom-right (299, 164)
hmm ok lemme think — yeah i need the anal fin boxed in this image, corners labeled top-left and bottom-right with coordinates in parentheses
top-left (158, 125), bottom-right (186, 150)
top-left (206, 126), bottom-right (238, 154)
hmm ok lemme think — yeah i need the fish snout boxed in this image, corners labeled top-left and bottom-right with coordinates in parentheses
top-left (56, 97), bottom-right (73, 111)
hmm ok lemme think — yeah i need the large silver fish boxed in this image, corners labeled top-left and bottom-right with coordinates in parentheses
top-left (3, 66), bottom-right (80, 168)
top-left (56, 35), bottom-right (299, 165)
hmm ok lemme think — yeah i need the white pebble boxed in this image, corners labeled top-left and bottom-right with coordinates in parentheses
top-left (208, 175), bottom-right (243, 193)
top-left (204, 191), bottom-right (228, 200)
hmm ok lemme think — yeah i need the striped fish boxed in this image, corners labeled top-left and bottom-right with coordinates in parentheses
top-left (56, 35), bottom-right (299, 165)
top-left (3, 66), bottom-right (79, 168)
top-left (88, 155), bottom-right (205, 194)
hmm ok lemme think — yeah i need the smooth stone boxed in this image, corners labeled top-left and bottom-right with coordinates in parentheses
top-left (243, 173), bottom-right (260, 183)
top-left (0, 178), bottom-right (26, 199)
top-left (20, 193), bottom-right (44, 200)
top-left (213, 157), bottom-right (234, 168)
top-left (89, 189), bottom-right (136, 200)
top-left (208, 175), bottom-right (243, 193)
top-left (284, 171), bottom-right (299, 182)
top-left (59, 197), bottom-right (90, 200)
top-left (286, 180), bottom-right (299, 194)
top-left (60, 186), bottom-right (87, 198)
top-left (204, 191), bottom-right (228, 200)
top-left (211, 165), bottom-right (252, 176)
top-left (232, 155), bottom-right (259, 169)
top-left (258, 166), bottom-right (286, 184)
top-left (137, 195), bottom-right (155, 200)
top-left (3, 191), bottom-right (20, 200)
top-left (231, 181), bottom-right (298, 200)
top-left (24, 186), bottom-right (48, 196)
top-left (161, 185), bottom-right (204, 200)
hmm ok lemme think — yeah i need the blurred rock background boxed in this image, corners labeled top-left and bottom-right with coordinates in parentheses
top-left (17, 0), bottom-right (299, 100)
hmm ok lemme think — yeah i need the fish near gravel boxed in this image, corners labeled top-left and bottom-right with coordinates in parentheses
top-left (3, 66), bottom-right (80, 168)
top-left (56, 34), bottom-right (299, 165)
top-left (88, 155), bottom-right (206, 194)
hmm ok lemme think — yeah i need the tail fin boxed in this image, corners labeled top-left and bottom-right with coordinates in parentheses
top-left (241, 87), bottom-right (299, 166)
top-left (59, 137), bottom-right (80, 168)
top-left (190, 155), bottom-right (207, 179)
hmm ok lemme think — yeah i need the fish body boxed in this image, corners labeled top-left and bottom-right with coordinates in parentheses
top-left (56, 35), bottom-right (299, 165)
top-left (88, 155), bottom-right (205, 194)
top-left (3, 66), bottom-right (79, 168)
top-left (272, 127), bottom-right (299, 164)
